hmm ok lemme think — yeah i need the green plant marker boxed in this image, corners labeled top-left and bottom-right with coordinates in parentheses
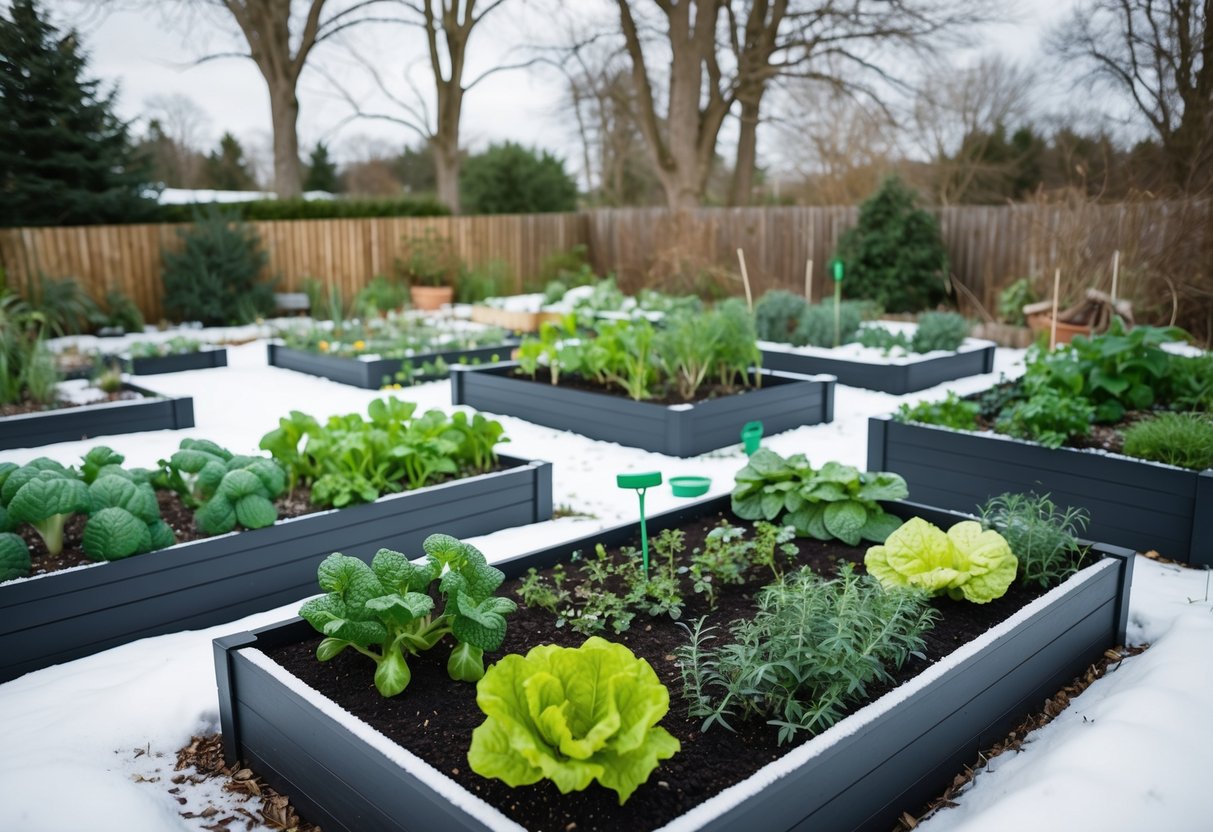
top-left (741, 420), bottom-right (764, 455)
top-left (832, 259), bottom-right (845, 348)
top-left (616, 471), bottom-right (662, 579)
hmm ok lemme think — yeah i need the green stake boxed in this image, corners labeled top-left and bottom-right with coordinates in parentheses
top-left (616, 471), bottom-right (662, 579)
top-left (831, 259), bottom-right (845, 347)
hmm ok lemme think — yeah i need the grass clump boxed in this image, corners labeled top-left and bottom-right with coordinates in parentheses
top-left (1122, 412), bottom-right (1213, 470)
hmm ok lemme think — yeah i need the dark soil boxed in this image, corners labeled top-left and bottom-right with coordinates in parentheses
top-left (265, 511), bottom-right (1069, 832)
top-left (0, 389), bottom-right (141, 418)
top-left (512, 367), bottom-right (763, 406)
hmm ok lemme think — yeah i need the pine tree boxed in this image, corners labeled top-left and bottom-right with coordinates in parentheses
top-left (204, 132), bottom-right (258, 191)
top-left (303, 141), bottom-right (339, 193)
top-left (0, 0), bottom-right (156, 226)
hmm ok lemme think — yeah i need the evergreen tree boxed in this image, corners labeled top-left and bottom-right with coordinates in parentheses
top-left (0, 0), bottom-right (156, 227)
top-left (303, 141), bottom-right (339, 193)
top-left (834, 177), bottom-right (949, 313)
top-left (204, 132), bottom-right (258, 191)
top-left (460, 142), bottom-right (578, 215)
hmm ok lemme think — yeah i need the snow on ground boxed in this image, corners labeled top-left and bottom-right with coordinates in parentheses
top-left (0, 334), bottom-right (1209, 831)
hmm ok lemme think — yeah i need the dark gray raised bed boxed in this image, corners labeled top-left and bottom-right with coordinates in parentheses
top-left (0, 456), bottom-right (551, 682)
top-left (760, 339), bottom-right (996, 394)
top-left (128, 347), bottom-right (228, 375)
top-left (0, 383), bottom-right (194, 451)
top-left (214, 494), bottom-right (1132, 832)
top-left (868, 414), bottom-right (1213, 566)
top-left (450, 361), bottom-right (835, 456)
top-left (268, 342), bottom-right (516, 390)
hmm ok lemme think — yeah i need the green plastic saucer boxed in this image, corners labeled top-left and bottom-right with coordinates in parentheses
top-left (669, 476), bottom-right (711, 497)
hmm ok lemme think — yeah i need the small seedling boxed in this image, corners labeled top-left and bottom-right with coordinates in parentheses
top-left (616, 471), bottom-right (662, 578)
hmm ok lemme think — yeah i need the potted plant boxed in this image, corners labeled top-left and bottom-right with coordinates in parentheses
top-left (214, 478), bottom-right (1132, 832)
top-left (397, 229), bottom-right (460, 311)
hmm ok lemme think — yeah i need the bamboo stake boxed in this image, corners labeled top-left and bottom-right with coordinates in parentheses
top-left (1050, 267), bottom-right (1061, 350)
top-left (804, 259), bottom-right (813, 304)
top-left (736, 248), bottom-right (753, 310)
top-left (1110, 249), bottom-right (1120, 305)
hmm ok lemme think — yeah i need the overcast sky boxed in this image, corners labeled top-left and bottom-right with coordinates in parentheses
top-left (28, 0), bottom-right (1082, 188)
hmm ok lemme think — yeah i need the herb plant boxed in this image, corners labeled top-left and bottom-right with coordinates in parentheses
top-left (910, 312), bottom-right (970, 353)
top-left (467, 636), bottom-right (680, 804)
top-left (979, 492), bottom-right (1089, 588)
top-left (994, 386), bottom-right (1094, 448)
top-left (676, 564), bottom-right (936, 744)
top-left (299, 533), bottom-right (517, 697)
top-left (731, 449), bottom-right (907, 545)
top-left (896, 391), bottom-right (979, 430)
top-left (1122, 412), bottom-right (1213, 471)
top-left (865, 517), bottom-right (1017, 603)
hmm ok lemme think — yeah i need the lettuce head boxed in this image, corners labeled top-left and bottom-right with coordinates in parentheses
top-left (865, 517), bottom-right (1017, 603)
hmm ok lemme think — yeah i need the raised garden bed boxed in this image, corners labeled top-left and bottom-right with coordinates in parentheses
top-left (470, 305), bottom-right (563, 333)
top-left (127, 347), bottom-right (228, 375)
top-left (450, 361), bottom-right (835, 456)
top-left (268, 342), bottom-right (517, 390)
top-left (0, 383), bottom-right (195, 451)
top-left (0, 456), bottom-right (551, 682)
top-left (759, 338), bottom-right (996, 395)
top-left (868, 414), bottom-right (1213, 566)
top-left (214, 494), bottom-right (1133, 832)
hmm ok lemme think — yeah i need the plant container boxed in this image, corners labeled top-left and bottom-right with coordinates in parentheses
top-left (759, 339), bottom-right (996, 395)
top-left (450, 362), bottom-right (835, 457)
top-left (213, 495), bottom-right (1132, 832)
top-left (0, 456), bottom-right (551, 682)
top-left (868, 414), bottom-right (1213, 566)
top-left (127, 347), bottom-right (228, 375)
top-left (268, 342), bottom-right (517, 390)
top-left (410, 286), bottom-right (454, 311)
top-left (470, 305), bottom-right (564, 333)
top-left (0, 383), bottom-right (195, 452)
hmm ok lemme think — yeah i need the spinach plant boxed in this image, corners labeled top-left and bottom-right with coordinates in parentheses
top-left (166, 439), bottom-right (285, 534)
top-left (731, 449), bottom-right (907, 545)
top-left (299, 533), bottom-right (517, 696)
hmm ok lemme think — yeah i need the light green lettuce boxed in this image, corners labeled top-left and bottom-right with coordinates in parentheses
top-left (467, 636), bottom-right (680, 804)
top-left (865, 517), bottom-right (1017, 603)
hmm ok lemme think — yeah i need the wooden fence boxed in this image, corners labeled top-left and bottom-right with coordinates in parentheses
top-left (1, 202), bottom-right (1209, 331)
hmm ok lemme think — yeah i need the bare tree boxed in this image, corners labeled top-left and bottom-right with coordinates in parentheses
top-left (724, 0), bottom-right (993, 206)
top-left (615, 0), bottom-right (733, 210)
top-left (324, 0), bottom-right (525, 213)
top-left (1051, 0), bottom-right (1213, 194)
top-left (141, 93), bottom-right (212, 187)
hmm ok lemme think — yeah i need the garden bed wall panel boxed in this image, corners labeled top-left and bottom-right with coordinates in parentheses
top-left (128, 348), bottom-right (228, 375)
top-left (868, 415), bottom-right (1209, 564)
top-left (268, 343), bottom-right (516, 389)
top-left (0, 384), bottom-right (195, 451)
top-left (215, 496), bottom-right (1132, 832)
top-left (451, 362), bottom-right (834, 457)
top-left (0, 458), bottom-right (551, 681)
top-left (760, 342), bottom-right (995, 394)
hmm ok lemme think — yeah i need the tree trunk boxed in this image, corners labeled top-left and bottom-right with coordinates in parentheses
top-left (432, 138), bottom-right (461, 214)
top-left (729, 97), bottom-right (762, 205)
top-left (269, 80), bottom-right (302, 198)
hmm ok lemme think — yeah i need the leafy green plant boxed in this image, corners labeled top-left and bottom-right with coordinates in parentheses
top-left (1063, 319), bottom-right (1185, 422)
top-left (731, 449), bottom-right (907, 545)
top-left (865, 517), bottom-right (1017, 603)
top-left (1122, 412), bottom-right (1213, 470)
top-left (1, 459), bottom-right (90, 555)
top-left (979, 492), bottom-right (1088, 588)
top-left (0, 288), bottom-right (61, 406)
top-left (96, 289), bottom-right (145, 334)
top-left (998, 277), bottom-right (1036, 326)
top-left (686, 520), bottom-right (796, 607)
top-left (457, 259), bottom-right (512, 303)
top-left (28, 273), bottom-right (100, 336)
top-left (0, 532), bottom-right (30, 581)
top-left (792, 301), bottom-right (868, 348)
top-left (911, 312), bottom-right (970, 352)
top-left (753, 290), bottom-right (808, 342)
top-left (166, 439), bottom-right (285, 534)
top-left (161, 206), bottom-right (277, 325)
top-left (834, 176), bottom-right (949, 313)
top-left (896, 391), bottom-right (980, 430)
top-left (394, 228), bottom-right (461, 288)
top-left (676, 564), bottom-right (936, 744)
top-left (259, 398), bottom-right (507, 508)
top-left (467, 636), bottom-right (680, 804)
top-left (353, 274), bottom-right (410, 317)
top-left (127, 336), bottom-right (203, 359)
top-left (853, 325), bottom-right (912, 352)
top-left (299, 534), bottom-right (517, 697)
top-left (1169, 354), bottom-right (1213, 411)
top-left (994, 386), bottom-right (1094, 448)
top-left (82, 474), bottom-right (175, 560)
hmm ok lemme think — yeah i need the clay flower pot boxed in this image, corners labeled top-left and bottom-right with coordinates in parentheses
top-left (410, 285), bottom-right (454, 311)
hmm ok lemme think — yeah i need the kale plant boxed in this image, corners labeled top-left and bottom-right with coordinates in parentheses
top-left (166, 438), bottom-right (285, 534)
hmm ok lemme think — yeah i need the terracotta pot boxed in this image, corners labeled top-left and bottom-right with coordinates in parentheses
top-left (1025, 311), bottom-right (1092, 345)
top-left (409, 285), bottom-right (454, 311)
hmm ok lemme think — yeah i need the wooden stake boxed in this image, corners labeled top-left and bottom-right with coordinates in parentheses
top-left (804, 259), bottom-right (813, 304)
top-left (1110, 250), bottom-right (1120, 305)
top-left (1050, 268), bottom-right (1061, 350)
top-left (737, 248), bottom-right (753, 310)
